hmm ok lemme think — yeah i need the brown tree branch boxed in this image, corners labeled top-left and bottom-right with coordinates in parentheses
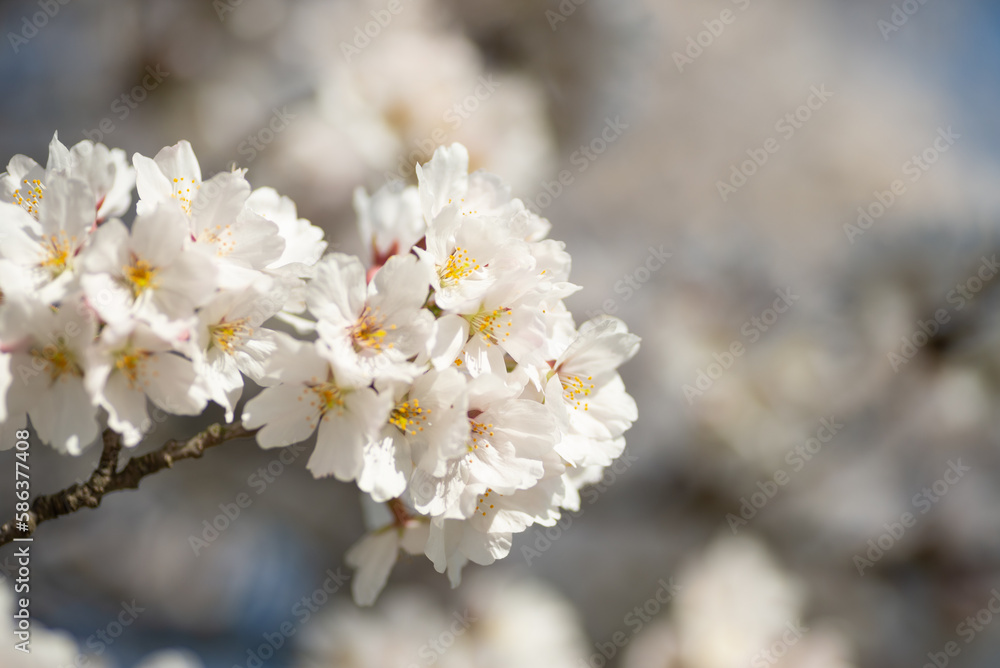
top-left (387, 497), bottom-right (412, 526)
top-left (0, 423), bottom-right (257, 548)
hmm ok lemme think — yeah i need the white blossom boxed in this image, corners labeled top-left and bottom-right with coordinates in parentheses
top-left (1, 296), bottom-right (99, 454)
top-left (195, 284), bottom-right (283, 421)
top-left (308, 252), bottom-right (434, 384)
top-left (81, 206), bottom-right (216, 330)
top-left (1, 132), bottom-right (134, 226)
top-left (0, 137), bottom-right (639, 608)
top-left (546, 315), bottom-right (640, 467)
top-left (241, 337), bottom-right (392, 481)
top-left (246, 186), bottom-right (327, 270)
top-left (0, 173), bottom-right (95, 304)
top-left (354, 181), bottom-right (423, 270)
top-left (85, 319), bottom-right (209, 447)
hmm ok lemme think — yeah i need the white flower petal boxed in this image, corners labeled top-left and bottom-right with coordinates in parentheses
top-left (243, 385), bottom-right (318, 448)
top-left (345, 530), bottom-right (400, 606)
top-left (416, 143), bottom-right (469, 221)
top-left (307, 253), bottom-right (367, 325)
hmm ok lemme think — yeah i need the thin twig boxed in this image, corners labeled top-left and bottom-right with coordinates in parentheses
top-left (0, 423), bottom-right (257, 547)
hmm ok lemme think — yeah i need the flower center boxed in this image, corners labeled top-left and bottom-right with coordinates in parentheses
top-left (467, 307), bottom-right (512, 347)
top-left (12, 178), bottom-right (44, 219)
top-left (198, 224), bottom-right (237, 257)
top-left (474, 488), bottom-right (501, 517)
top-left (438, 246), bottom-right (480, 286)
top-left (171, 176), bottom-right (199, 216)
top-left (350, 306), bottom-right (393, 352)
top-left (114, 348), bottom-right (151, 389)
top-left (39, 231), bottom-right (76, 278)
top-left (31, 338), bottom-right (82, 382)
top-left (389, 398), bottom-right (430, 436)
top-left (310, 382), bottom-right (345, 413)
top-left (467, 419), bottom-right (494, 452)
top-left (123, 256), bottom-right (158, 297)
top-left (561, 373), bottom-right (594, 411)
top-left (210, 317), bottom-right (253, 354)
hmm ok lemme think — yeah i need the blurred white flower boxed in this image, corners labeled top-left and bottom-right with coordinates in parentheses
top-left (134, 649), bottom-right (205, 668)
top-left (294, 574), bottom-right (590, 668)
top-left (260, 2), bottom-right (554, 212)
top-left (622, 534), bottom-right (857, 668)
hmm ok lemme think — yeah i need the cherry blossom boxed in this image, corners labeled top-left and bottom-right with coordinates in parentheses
top-left (0, 138), bottom-right (639, 607)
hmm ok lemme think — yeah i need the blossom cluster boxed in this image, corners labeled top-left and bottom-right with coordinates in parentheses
top-left (0, 138), bottom-right (638, 604)
top-left (0, 134), bottom-right (325, 452)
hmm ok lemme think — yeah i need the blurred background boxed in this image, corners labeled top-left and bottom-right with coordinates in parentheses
top-left (3, 0), bottom-right (1000, 666)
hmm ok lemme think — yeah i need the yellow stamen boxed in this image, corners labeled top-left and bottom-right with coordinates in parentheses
top-left (39, 231), bottom-right (76, 278)
top-left (31, 338), bottom-right (82, 382)
top-left (12, 178), bottom-right (44, 218)
top-left (114, 348), bottom-right (152, 389)
top-left (467, 307), bottom-right (513, 348)
top-left (307, 381), bottom-right (345, 414)
top-left (467, 419), bottom-right (495, 452)
top-left (123, 256), bottom-right (159, 297)
top-left (438, 246), bottom-right (481, 286)
top-left (350, 306), bottom-right (391, 352)
top-left (170, 176), bottom-right (199, 216)
top-left (561, 373), bottom-right (596, 410)
top-left (389, 397), bottom-right (431, 436)
top-left (210, 317), bottom-right (253, 354)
